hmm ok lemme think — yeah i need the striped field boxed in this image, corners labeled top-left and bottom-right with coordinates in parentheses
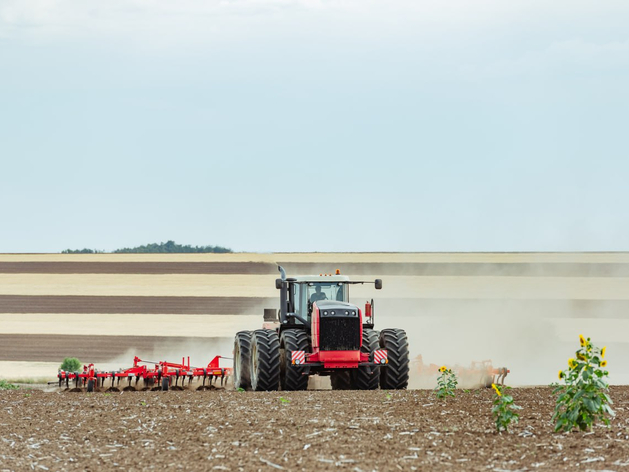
top-left (1, 252), bottom-right (628, 385)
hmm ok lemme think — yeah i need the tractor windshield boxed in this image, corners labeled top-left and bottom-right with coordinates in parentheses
top-left (307, 283), bottom-right (347, 304)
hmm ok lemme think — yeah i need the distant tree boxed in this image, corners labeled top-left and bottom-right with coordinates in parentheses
top-left (112, 240), bottom-right (232, 254)
top-left (61, 249), bottom-right (102, 254)
top-left (60, 241), bottom-right (231, 254)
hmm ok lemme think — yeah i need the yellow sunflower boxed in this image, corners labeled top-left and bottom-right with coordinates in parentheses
top-left (491, 383), bottom-right (502, 396)
top-left (601, 346), bottom-right (606, 359)
top-left (568, 358), bottom-right (577, 368)
top-left (439, 366), bottom-right (447, 373)
top-left (579, 334), bottom-right (586, 346)
top-left (601, 360), bottom-right (608, 368)
top-left (558, 370), bottom-right (564, 380)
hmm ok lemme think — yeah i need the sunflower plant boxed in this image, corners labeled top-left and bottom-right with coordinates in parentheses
top-left (552, 335), bottom-right (614, 432)
top-left (435, 366), bottom-right (458, 399)
top-left (491, 383), bottom-right (521, 432)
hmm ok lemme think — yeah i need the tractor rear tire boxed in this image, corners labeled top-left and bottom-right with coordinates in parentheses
top-left (250, 329), bottom-right (281, 391)
top-left (87, 379), bottom-right (95, 393)
top-left (351, 329), bottom-right (380, 390)
top-left (330, 371), bottom-right (352, 390)
top-left (234, 331), bottom-right (252, 390)
top-left (379, 328), bottom-right (410, 390)
top-left (162, 377), bottom-right (169, 391)
top-left (280, 330), bottom-right (310, 391)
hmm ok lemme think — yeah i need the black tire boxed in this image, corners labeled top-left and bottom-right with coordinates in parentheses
top-left (280, 330), bottom-right (310, 391)
top-left (87, 379), bottom-right (95, 393)
top-left (379, 328), bottom-right (410, 390)
top-left (250, 329), bottom-right (281, 391)
top-left (233, 331), bottom-right (252, 390)
top-left (330, 371), bottom-right (352, 390)
top-left (161, 377), bottom-right (169, 391)
top-left (351, 329), bottom-right (380, 390)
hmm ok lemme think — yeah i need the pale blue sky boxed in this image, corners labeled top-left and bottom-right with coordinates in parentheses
top-left (1, 0), bottom-right (628, 252)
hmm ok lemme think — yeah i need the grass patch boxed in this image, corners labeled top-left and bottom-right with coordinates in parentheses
top-left (0, 379), bottom-right (19, 390)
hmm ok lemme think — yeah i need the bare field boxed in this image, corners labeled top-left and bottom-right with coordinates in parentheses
top-left (2, 387), bottom-right (629, 471)
top-left (2, 274), bottom-right (629, 299)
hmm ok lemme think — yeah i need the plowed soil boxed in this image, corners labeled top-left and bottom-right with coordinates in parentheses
top-left (2, 387), bottom-right (629, 471)
top-left (0, 334), bottom-right (232, 362)
top-left (0, 295), bottom-right (275, 314)
top-left (3, 260), bottom-right (629, 276)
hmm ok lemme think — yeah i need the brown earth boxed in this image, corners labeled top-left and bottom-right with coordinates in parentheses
top-left (0, 334), bottom-right (232, 363)
top-left (0, 295), bottom-right (275, 314)
top-left (4, 295), bottom-right (629, 316)
top-left (4, 260), bottom-right (629, 276)
top-left (1, 387), bottom-right (628, 471)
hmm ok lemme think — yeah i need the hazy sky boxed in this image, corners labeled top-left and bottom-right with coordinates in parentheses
top-left (1, 0), bottom-right (628, 253)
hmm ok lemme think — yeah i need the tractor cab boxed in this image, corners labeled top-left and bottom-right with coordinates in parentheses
top-left (286, 276), bottom-right (351, 325)
top-left (274, 271), bottom-right (382, 329)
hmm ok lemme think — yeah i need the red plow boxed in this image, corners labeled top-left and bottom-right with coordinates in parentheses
top-left (56, 355), bottom-right (232, 392)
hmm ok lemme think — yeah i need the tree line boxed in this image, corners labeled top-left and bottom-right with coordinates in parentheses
top-left (61, 240), bottom-right (232, 254)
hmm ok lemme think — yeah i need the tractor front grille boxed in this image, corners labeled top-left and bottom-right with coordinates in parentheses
top-left (319, 317), bottom-right (361, 351)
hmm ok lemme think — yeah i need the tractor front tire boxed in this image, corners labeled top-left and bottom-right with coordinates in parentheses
top-left (280, 330), bottom-right (310, 391)
top-left (379, 328), bottom-right (410, 390)
top-left (234, 331), bottom-right (252, 390)
top-left (161, 377), bottom-right (169, 391)
top-left (87, 379), bottom-right (95, 393)
top-left (250, 329), bottom-right (281, 391)
top-left (352, 329), bottom-right (380, 390)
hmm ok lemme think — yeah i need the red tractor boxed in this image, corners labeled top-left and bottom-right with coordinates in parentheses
top-left (233, 267), bottom-right (409, 391)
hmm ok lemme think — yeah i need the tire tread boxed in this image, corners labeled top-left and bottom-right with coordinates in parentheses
top-left (379, 328), bottom-right (410, 390)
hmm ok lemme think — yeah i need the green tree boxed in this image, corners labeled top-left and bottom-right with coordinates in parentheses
top-left (112, 240), bottom-right (232, 254)
top-left (60, 357), bottom-right (82, 372)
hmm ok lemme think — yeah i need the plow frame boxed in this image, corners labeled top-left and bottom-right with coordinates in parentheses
top-left (56, 355), bottom-right (232, 391)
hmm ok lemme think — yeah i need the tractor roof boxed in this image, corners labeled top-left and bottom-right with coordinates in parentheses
top-left (292, 275), bottom-right (351, 283)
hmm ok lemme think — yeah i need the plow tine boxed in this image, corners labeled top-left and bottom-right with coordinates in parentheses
top-left (53, 355), bottom-right (233, 393)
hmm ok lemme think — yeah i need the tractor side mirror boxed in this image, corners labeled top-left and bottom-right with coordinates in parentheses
top-left (375, 279), bottom-right (382, 290)
top-left (275, 278), bottom-right (283, 289)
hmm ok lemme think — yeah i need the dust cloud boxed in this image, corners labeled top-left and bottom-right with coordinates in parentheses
top-left (347, 261), bottom-right (629, 388)
top-left (97, 337), bottom-right (234, 374)
top-left (89, 259), bottom-right (629, 390)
